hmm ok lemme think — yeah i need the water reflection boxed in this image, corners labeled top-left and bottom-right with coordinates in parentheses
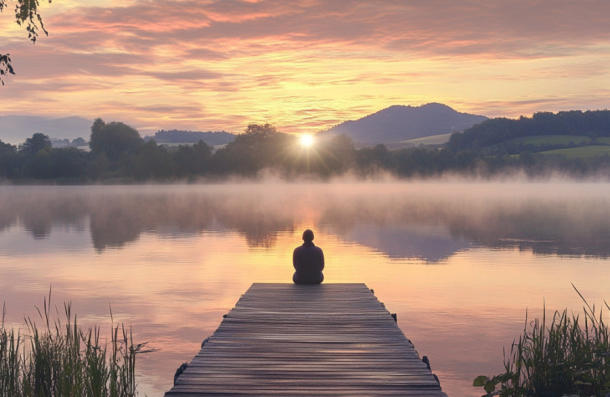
top-left (1, 183), bottom-right (609, 261)
top-left (1, 183), bottom-right (609, 396)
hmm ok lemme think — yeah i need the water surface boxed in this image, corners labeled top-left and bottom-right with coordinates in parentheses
top-left (1, 182), bottom-right (609, 396)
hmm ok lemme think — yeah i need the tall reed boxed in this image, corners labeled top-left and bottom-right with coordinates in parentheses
top-left (474, 285), bottom-right (610, 396)
top-left (0, 292), bottom-right (151, 397)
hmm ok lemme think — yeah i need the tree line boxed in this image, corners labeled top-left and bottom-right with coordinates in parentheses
top-left (1, 118), bottom-right (609, 182)
top-left (449, 110), bottom-right (610, 152)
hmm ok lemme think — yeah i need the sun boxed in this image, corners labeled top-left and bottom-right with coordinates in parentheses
top-left (299, 134), bottom-right (315, 148)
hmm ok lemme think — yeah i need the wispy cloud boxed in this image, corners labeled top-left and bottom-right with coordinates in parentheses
top-left (1, 0), bottom-right (609, 134)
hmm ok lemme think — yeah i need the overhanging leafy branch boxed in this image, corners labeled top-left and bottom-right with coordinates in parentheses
top-left (0, 0), bottom-right (52, 84)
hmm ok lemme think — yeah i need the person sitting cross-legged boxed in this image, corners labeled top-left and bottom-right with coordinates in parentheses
top-left (292, 229), bottom-right (324, 284)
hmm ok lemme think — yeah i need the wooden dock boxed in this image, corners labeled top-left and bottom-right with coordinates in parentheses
top-left (166, 283), bottom-right (446, 396)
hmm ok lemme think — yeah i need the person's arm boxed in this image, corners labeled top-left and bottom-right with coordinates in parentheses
top-left (319, 248), bottom-right (325, 271)
top-left (293, 248), bottom-right (298, 270)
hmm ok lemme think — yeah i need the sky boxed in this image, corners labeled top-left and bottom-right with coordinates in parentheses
top-left (1, 0), bottom-right (609, 135)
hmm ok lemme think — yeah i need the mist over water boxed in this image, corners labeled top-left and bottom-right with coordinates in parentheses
top-left (1, 181), bottom-right (608, 258)
top-left (1, 180), bottom-right (609, 396)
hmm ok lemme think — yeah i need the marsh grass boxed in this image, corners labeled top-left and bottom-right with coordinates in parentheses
top-left (474, 284), bottom-right (610, 396)
top-left (0, 291), bottom-right (152, 396)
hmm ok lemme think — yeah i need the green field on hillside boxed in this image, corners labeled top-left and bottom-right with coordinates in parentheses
top-left (596, 137), bottom-right (610, 145)
top-left (508, 135), bottom-right (592, 146)
top-left (538, 145), bottom-right (610, 159)
top-left (401, 132), bottom-right (452, 146)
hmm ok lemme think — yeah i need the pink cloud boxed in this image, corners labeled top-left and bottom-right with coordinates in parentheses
top-left (39, 0), bottom-right (610, 58)
top-left (2, 0), bottom-right (609, 133)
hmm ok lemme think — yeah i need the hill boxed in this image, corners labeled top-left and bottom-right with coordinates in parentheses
top-left (448, 110), bottom-right (610, 156)
top-left (0, 115), bottom-right (92, 144)
top-left (149, 130), bottom-right (235, 146)
top-left (324, 103), bottom-right (487, 146)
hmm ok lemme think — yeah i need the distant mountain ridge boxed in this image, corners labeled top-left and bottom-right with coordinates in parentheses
top-left (150, 129), bottom-right (236, 146)
top-left (0, 115), bottom-right (92, 144)
top-left (324, 103), bottom-right (488, 146)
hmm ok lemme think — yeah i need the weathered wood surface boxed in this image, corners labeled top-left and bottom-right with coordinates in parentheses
top-left (166, 283), bottom-right (446, 396)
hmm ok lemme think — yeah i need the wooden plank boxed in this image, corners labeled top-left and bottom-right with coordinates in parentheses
top-left (165, 283), bottom-right (446, 397)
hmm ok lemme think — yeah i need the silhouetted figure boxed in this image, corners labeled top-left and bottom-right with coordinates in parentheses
top-left (293, 229), bottom-right (324, 284)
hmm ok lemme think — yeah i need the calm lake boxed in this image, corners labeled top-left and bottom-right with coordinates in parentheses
top-left (1, 182), bottom-right (609, 396)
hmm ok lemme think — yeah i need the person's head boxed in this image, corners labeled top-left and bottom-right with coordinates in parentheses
top-left (302, 229), bottom-right (314, 243)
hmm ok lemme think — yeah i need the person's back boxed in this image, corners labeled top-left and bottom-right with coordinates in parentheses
top-left (293, 229), bottom-right (324, 284)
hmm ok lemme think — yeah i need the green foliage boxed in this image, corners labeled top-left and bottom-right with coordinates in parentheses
top-left (356, 144), bottom-right (394, 173)
top-left (1, 134), bottom-right (89, 180)
top-left (208, 124), bottom-right (357, 178)
top-left (173, 141), bottom-right (212, 177)
top-left (0, 139), bottom-right (16, 155)
top-left (0, 292), bottom-right (150, 396)
top-left (0, 139), bottom-right (18, 178)
top-left (474, 286), bottom-right (610, 397)
top-left (20, 133), bottom-right (51, 155)
top-left (13, 0), bottom-right (50, 42)
top-left (0, 53), bottom-right (15, 85)
top-left (0, 0), bottom-right (52, 84)
top-left (90, 119), bottom-right (144, 161)
top-left (450, 110), bottom-right (610, 152)
top-left (130, 140), bottom-right (173, 180)
top-left (213, 123), bottom-right (294, 175)
top-left (24, 147), bottom-right (88, 180)
top-left (2, 119), bottom-right (610, 182)
top-left (317, 134), bottom-right (356, 175)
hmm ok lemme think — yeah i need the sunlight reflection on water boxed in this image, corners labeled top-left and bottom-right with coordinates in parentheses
top-left (0, 182), bottom-right (609, 396)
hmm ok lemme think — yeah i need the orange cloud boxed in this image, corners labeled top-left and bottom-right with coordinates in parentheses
top-left (1, 0), bottom-right (609, 136)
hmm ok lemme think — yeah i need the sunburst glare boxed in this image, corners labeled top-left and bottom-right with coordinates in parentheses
top-left (299, 134), bottom-right (315, 148)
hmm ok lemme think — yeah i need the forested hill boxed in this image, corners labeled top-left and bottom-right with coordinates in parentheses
top-left (449, 110), bottom-right (610, 152)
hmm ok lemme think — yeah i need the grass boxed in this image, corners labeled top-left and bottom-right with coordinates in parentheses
top-left (0, 291), bottom-right (152, 397)
top-left (538, 145), bottom-right (610, 159)
top-left (507, 135), bottom-right (593, 147)
top-left (596, 137), bottom-right (610, 145)
top-left (400, 133), bottom-right (453, 146)
top-left (474, 285), bottom-right (610, 397)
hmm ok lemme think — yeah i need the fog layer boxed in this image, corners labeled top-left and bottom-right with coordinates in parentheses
top-left (1, 180), bottom-right (608, 261)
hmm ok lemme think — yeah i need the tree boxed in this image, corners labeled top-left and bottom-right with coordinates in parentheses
top-left (312, 134), bottom-right (356, 176)
top-left (243, 123), bottom-right (278, 137)
top-left (20, 132), bottom-right (51, 155)
top-left (356, 144), bottom-right (393, 174)
top-left (0, 139), bottom-right (16, 154)
top-left (89, 118), bottom-right (143, 161)
top-left (0, 139), bottom-right (18, 178)
top-left (173, 141), bottom-right (212, 177)
top-left (71, 137), bottom-right (87, 147)
top-left (448, 110), bottom-right (610, 152)
top-left (130, 140), bottom-right (173, 180)
top-left (0, 0), bottom-right (51, 84)
top-left (23, 147), bottom-right (87, 179)
top-left (213, 124), bottom-right (293, 175)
